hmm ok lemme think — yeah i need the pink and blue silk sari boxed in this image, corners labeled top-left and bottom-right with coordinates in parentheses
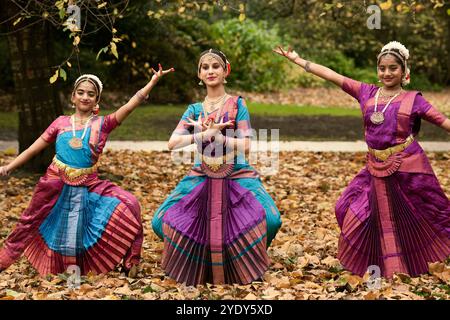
top-left (0, 114), bottom-right (143, 275)
top-left (152, 96), bottom-right (282, 285)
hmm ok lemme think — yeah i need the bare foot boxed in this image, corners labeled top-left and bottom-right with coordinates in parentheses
top-left (125, 265), bottom-right (138, 278)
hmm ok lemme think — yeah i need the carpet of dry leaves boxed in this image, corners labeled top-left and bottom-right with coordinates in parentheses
top-left (0, 150), bottom-right (449, 300)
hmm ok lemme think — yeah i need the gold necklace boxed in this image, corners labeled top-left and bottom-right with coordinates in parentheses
top-left (370, 88), bottom-right (402, 125)
top-left (203, 93), bottom-right (229, 114)
top-left (205, 93), bottom-right (227, 104)
top-left (380, 87), bottom-right (402, 97)
top-left (69, 114), bottom-right (93, 149)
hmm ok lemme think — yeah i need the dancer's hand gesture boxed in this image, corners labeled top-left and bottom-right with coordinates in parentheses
top-left (272, 45), bottom-right (300, 63)
top-left (202, 116), bottom-right (234, 141)
top-left (186, 114), bottom-right (209, 132)
top-left (0, 165), bottom-right (10, 177)
top-left (209, 116), bottom-right (235, 132)
top-left (150, 63), bottom-right (175, 83)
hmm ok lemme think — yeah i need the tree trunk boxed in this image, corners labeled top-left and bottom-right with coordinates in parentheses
top-left (2, 1), bottom-right (63, 172)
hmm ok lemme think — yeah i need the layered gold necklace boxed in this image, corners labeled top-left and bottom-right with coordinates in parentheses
top-left (202, 93), bottom-right (230, 121)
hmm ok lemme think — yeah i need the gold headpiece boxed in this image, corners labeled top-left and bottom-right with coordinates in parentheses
top-left (198, 49), bottom-right (227, 72)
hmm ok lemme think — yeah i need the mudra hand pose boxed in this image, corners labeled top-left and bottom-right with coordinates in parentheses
top-left (0, 65), bottom-right (174, 276)
top-left (152, 49), bottom-right (282, 285)
top-left (274, 41), bottom-right (449, 278)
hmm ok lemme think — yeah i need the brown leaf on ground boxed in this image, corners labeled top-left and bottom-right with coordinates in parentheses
top-left (0, 151), bottom-right (448, 300)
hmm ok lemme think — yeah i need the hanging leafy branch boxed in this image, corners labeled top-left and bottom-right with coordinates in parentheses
top-left (0, 0), bottom-right (130, 83)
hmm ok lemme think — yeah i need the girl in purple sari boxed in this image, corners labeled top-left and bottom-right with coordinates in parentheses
top-left (0, 65), bottom-right (174, 276)
top-left (274, 41), bottom-right (450, 278)
top-left (152, 49), bottom-right (282, 285)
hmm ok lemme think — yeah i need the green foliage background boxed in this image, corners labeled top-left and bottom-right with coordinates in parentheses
top-left (0, 0), bottom-right (449, 102)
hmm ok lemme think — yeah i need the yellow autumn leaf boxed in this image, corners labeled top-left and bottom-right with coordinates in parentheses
top-left (98, 2), bottom-right (107, 9)
top-left (73, 36), bottom-right (80, 46)
top-left (110, 42), bottom-right (119, 59)
top-left (379, 0), bottom-right (392, 10)
top-left (54, 0), bottom-right (64, 10)
top-left (49, 69), bottom-right (59, 83)
top-left (13, 17), bottom-right (22, 26)
top-left (239, 13), bottom-right (246, 22)
top-left (66, 61), bottom-right (72, 68)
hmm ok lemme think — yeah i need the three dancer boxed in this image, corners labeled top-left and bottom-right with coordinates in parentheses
top-left (1, 41), bottom-right (448, 283)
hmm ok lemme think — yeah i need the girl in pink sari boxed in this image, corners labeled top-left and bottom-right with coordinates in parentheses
top-left (274, 41), bottom-right (450, 278)
top-left (0, 65), bottom-right (174, 276)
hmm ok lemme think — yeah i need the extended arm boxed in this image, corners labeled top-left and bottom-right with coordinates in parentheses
top-left (115, 64), bottom-right (174, 124)
top-left (273, 46), bottom-right (345, 87)
top-left (440, 118), bottom-right (450, 133)
top-left (0, 137), bottom-right (50, 176)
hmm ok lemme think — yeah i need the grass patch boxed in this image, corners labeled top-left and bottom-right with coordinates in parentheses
top-left (0, 111), bottom-right (17, 128)
top-left (247, 103), bottom-right (361, 117)
top-left (0, 104), bottom-right (448, 141)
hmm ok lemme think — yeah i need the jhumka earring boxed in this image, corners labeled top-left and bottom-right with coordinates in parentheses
top-left (223, 78), bottom-right (228, 84)
top-left (198, 80), bottom-right (204, 86)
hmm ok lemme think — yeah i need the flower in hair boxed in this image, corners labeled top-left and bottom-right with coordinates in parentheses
top-left (381, 41), bottom-right (409, 60)
top-left (75, 74), bottom-right (103, 94)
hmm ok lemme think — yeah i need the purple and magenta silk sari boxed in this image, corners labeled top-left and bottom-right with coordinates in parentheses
top-left (336, 77), bottom-right (449, 278)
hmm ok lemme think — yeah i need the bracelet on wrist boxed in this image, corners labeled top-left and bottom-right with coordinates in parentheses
top-left (304, 61), bottom-right (312, 73)
top-left (135, 89), bottom-right (149, 102)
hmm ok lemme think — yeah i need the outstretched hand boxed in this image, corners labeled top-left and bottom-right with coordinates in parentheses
top-left (150, 63), bottom-right (175, 83)
top-left (207, 116), bottom-right (235, 132)
top-left (186, 113), bottom-right (209, 132)
top-left (272, 45), bottom-right (300, 63)
top-left (0, 165), bottom-right (10, 177)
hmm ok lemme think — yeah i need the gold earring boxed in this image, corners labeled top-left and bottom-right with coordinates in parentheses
top-left (198, 80), bottom-right (204, 86)
top-left (223, 78), bottom-right (228, 84)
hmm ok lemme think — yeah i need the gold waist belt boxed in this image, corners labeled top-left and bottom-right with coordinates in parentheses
top-left (52, 156), bottom-right (97, 180)
top-left (368, 135), bottom-right (414, 161)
